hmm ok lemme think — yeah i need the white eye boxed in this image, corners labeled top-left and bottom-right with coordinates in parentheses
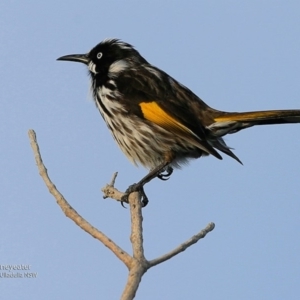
top-left (97, 52), bottom-right (103, 59)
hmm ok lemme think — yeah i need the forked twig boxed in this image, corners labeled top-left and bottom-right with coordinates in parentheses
top-left (28, 129), bottom-right (215, 300)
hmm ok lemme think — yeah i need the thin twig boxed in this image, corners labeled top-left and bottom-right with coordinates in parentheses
top-left (148, 222), bottom-right (215, 267)
top-left (102, 182), bottom-right (125, 202)
top-left (28, 129), bottom-right (132, 268)
top-left (102, 172), bottom-right (120, 199)
top-left (109, 172), bottom-right (118, 186)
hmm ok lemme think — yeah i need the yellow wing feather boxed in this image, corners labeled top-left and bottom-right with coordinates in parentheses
top-left (139, 102), bottom-right (192, 134)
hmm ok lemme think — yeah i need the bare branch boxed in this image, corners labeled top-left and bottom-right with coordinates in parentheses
top-left (148, 222), bottom-right (215, 267)
top-left (29, 129), bottom-right (215, 299)
top-left (120, 193), bottom-right (148, 300)
top-left (128, 192), bottom-right (146, 262)
top-left (121, 260), bottom-right (146, 300)
top-left (28, 129), bottom-right (132, 268)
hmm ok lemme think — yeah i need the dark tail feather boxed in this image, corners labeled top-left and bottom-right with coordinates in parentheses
top-left (211, 137), bottom-right (243, 164)
top-left (208, 109), bottom-right (300, 136)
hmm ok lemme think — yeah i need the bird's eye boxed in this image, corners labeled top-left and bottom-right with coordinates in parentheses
top-left (97, 52), bottom-right (103, 59)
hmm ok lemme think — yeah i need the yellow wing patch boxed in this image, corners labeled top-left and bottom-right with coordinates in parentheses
top-left (139, 101), bottom-right (190, 134)
top-left (139, 101), bottom-right (223, 159)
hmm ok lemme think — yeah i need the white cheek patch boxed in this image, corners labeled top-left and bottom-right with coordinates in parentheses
top-left (88, 61), bottom-right (97, 74)
top-left (108, 59), bottom-right (129, 75)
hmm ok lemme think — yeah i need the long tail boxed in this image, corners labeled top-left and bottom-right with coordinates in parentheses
top-left (205, 109), bottom-right (300, 164)
top-left (208, 109), bottom-right (300, 137)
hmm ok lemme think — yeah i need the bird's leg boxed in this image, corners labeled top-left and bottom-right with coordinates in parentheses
top-left (121, 152), bottom-right (175, 207)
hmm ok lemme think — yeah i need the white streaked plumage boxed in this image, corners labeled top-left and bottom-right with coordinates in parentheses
top-left (95, 82), bottom-right (201, 168)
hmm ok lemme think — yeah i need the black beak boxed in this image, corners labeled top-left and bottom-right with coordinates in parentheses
top-left (57, 53), bottom-right (89, 65)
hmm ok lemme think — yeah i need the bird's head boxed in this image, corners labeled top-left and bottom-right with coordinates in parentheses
top-left (57, 38), bottom-right (146, 76)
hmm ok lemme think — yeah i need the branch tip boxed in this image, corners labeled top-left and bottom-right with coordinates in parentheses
top-left (109, 172), bottom-right (118, 187)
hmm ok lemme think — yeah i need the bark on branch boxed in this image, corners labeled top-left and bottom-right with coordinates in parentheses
top-left (28, 129), bottom-right (215, 300)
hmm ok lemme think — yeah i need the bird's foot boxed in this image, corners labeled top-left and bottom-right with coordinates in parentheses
top-left (157, 166), bottom-right (173, 181)
top-left (121, 183), bottom-right (149, 207)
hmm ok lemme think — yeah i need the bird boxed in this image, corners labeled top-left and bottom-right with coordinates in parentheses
top-left (57, 38), bottom-right (300, 206)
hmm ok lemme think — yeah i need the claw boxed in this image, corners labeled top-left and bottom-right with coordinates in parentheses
top-left (120, 161), bottom-right (173, 208)
top-left (140, 188), bottom-right (149, 207)
top-left (157, 166), bottom-right (173, 181)
top-left (120, 183), bottom-right (149, 207)
top-left (120, 199), bottom-right (128, 208)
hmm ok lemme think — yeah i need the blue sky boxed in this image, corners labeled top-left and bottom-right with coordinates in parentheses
top-left (1, 1), bottom-right (300, 299)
